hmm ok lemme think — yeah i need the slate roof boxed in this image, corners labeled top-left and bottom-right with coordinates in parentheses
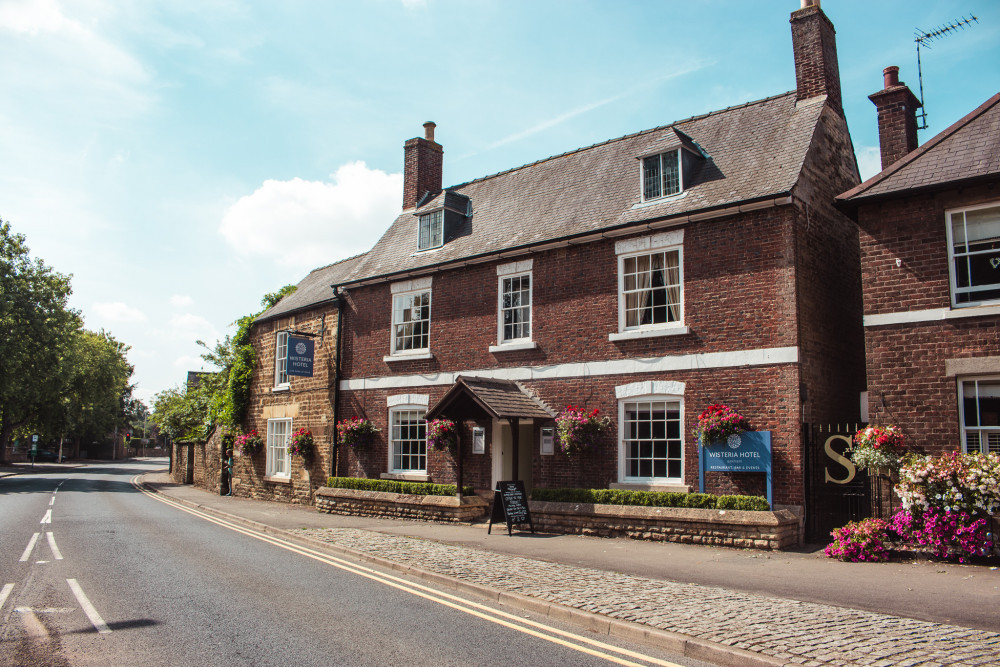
top-left (256, 252), bottom-right (367, 323)
top-left (340, 92), bottom-right (826, 285)
top-left (425, 376), bottom-right (556, 421)
top-left (838, 92), bottom-right (1000, 205)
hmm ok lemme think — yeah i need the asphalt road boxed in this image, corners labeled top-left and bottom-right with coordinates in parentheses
top-left (0, 460), bottom-right (708, 666)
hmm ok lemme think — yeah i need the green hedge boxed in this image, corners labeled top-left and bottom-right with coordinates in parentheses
top-left (530, 487), bottom-right (769, 511)
top-left (327, 476), bottom-right (474, 498)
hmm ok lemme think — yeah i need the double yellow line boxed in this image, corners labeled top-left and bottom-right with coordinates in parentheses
top-left (133, 477), bottom-right (681, 667)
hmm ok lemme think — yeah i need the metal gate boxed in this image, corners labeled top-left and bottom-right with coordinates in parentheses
top-left (804, 423), bottom-right (871, 543)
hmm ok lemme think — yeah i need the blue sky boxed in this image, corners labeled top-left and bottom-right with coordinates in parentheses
top-left (2, 0), bottom-right (998, 404)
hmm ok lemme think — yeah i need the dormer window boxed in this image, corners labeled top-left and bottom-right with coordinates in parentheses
top-left (418, 210), bottom-right (444, 250)
top-left (642, 150), bottom-right (681, 201)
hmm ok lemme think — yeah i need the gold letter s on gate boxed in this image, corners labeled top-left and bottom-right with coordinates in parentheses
top-left (823, 435), bottom-right (856, 484)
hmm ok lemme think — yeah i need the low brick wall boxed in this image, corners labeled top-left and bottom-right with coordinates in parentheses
top-left (529, 501), bottom-right (801, 550)
top-left (315, 487), bottom-right (488, 523)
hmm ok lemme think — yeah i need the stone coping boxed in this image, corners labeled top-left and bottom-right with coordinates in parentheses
top-left (316, 486), bottom-right (488, 509)
top-left (530, 500), bottom-right (798, 526)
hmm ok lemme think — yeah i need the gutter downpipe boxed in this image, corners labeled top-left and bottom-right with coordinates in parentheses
top-left (331, 286), bottom-right (345, 480)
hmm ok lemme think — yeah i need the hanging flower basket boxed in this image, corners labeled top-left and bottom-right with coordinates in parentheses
top-left (336, 417), bottom-right (379, 449)
top-left (287, 428), bottom-right (314, 458)
top-left (851, 425), bottom-right (905, 472)
top-left (234, 429), bottom-right (262, 456)
top-left (426, 419), bottom-right (457, 450)
top-left (555, 406), bottom-right (611, 456)
top-left (694, 404), bottom-right (752, 446)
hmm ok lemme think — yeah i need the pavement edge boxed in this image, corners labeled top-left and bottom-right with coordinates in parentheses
top-left (138, 475), bottom-right (786, 667)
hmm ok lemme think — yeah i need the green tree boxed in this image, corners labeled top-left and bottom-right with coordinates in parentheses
top-left (150, 383), bottom-right (211, 442)
top-left (0, 220), bottom-right (81, 455)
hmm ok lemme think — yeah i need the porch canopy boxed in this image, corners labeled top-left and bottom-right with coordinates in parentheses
top-left (424, 376), bottom-right (555, 490)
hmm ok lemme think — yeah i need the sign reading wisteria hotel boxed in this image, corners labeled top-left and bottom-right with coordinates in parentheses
top-left (699, 431), bottom-right (773, 507)
top-left (286, 336), bottom-right (315, 377)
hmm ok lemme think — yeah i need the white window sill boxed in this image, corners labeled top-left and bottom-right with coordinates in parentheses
top-left (611, 481), bottom-right (690, 493)
top-left (631, 191), bottom-right (687, 209)
top-left (384, 352), bottom-right (434, 362)
top-left (489, 341), bottom-right (537, 353)
top-left (271, 385), bottom-right (290, 393)
top-left (381, 472), bottom-right (430, 482)
top-left (264, 475), bottom-right (292, 484)
top-left (609, 326), bottom-right (690, 342)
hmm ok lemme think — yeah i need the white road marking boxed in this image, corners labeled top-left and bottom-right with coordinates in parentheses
top-left (0, 584), bottom-right (13, 610)
top-left (40, 509), bottom-right (52, 524)
top-left (66, 579), bottom-right (111, 634)
top-left (136, 477), bottom-right (680, 667)
top-left (19, 608), bottom-right (49, 638)
top-left (49, 497), bottom-right (55, 506)
top-left (46, 532), bottom-right (63, 560)
top-left (35, 561), bottom-right (51, 564)
top-left (20, 533), bottom-right (40, 562)
top-left (15, 607), bottom-right (74, 614)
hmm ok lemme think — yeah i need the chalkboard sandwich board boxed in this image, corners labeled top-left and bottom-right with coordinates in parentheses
top-left (488, 480), bottom-right (534, 536)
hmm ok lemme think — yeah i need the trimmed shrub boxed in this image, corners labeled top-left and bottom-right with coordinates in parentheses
top-left (327, 476), bottom-right (474, 497)
top-left (716, 495), bottom-right (771, 511)
top-left (529, 487), bottom-right (769, 511)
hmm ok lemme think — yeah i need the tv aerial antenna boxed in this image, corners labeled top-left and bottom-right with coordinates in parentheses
top-left (914, 14), bottom-right (979, 130)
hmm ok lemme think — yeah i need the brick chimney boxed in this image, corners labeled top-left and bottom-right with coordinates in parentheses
top-left (868, 66), bottom-right (922, 170)
top-left (790, 0), bottom-right (843, 115)
top-left (402, 121), bottom-right (443, 210)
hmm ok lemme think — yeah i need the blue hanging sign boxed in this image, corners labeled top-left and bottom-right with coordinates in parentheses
top-left (698, 430), bottom-right (772, 508)
top-left (286, 336), bottom-right (314, 377)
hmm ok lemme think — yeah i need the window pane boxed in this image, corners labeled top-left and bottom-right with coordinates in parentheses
top-left (267, 419), bottom-right (290, 476)
top-left (662, 151), bottom-right (680, 196)
top-left (951, 205), bottom-right (1000, 304)
top-left (621, 249), bottom-right (681, 329)
top-left (393, 291), bottom-right (431, 351)
top-left (961, 379), bottom-right (1000, 454)
top-left (391, 409), bottom-right (426, 472)
top-left (500, 273), bottom-right (531, 342)
top-left (622, 400), bottom-right (682, 481)
top-left (643, 156), bottom-right (661, 200)
top-left (418, 211), bottom-right (443, 250)
top-left (275, 332), bottom-right (288, 385)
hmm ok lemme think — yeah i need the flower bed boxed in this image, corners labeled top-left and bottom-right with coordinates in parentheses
top-left (826, 451), bottom-right (1000, 563)
top-left (316, 477), bottom-right (485, 523)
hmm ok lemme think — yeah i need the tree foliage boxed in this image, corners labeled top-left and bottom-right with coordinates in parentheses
top-left (152, 284), bottom-right (296, 440)
top-left (0, 220), bottom-right (135, 455)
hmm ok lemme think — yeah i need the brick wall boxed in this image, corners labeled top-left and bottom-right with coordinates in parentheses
top-left (857, 182), bottom-right (1000, 452)
top-left (793, 104), bottom-right (866, 428)
top-left (237, 304), bottom-right (339, 504)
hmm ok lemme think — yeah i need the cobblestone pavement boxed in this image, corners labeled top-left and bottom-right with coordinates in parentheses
top-left (300, 528), bottom-right (1000, 667)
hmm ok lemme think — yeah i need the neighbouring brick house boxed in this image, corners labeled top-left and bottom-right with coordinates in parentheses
top-left (837, 67), bottom-right (1000, 456)
top-left (233, 254), bottom-right (365, 502)
top-left (308, 0), bottom-right (866, 519)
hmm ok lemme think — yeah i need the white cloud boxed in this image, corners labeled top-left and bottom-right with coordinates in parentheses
top-left (167, 313), bottom-right (219, 344)
top-left (857, 146), bottom-right (882, 182)
top-left (401, 0), bottom-right (427, 8)
top-left (220, 161), bottom-right (401, 267)
top-left (170, 294), bottom-right (194, 308)
top-left (92, 301), bottom-right (147, 322)
top-left (171, 354), bottom-right (202, 370)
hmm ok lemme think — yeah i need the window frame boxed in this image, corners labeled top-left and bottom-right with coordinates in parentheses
top-left (617, 242), bottom-right (685, 334)
top-left (390, 288), bottom-right (432, 356)
top-left (945, 201), bottom-right (1000, 308)
top-left (388, 406), bottom-right (427, 474)
top-left (266, 417), bottom-right (292, 478)
top-left (958, 376), bottom-right (1000, 454)
top-left (417, 210), bottom-right (444, 251)
top-left (617, 394), bottom-right (685, 484)
top-left (497, 271), bottom-right (533, 345)
top-left (640, 149), bottom-right (683, 202)
top-left (274, 331), bottom-right (289, 388)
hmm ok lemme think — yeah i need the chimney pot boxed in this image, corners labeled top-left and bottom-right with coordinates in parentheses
top-left (800, 0), bottom-right (819, 8)
top-left (883, 66), bottom-right (900, 89)
top-left (423, 121), bottom-right (436, 142)
top-left (869, 66), bottom-right (922, 169)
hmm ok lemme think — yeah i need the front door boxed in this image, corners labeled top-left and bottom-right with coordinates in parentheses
top-left (491, 419), bottom-right (533, 491)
